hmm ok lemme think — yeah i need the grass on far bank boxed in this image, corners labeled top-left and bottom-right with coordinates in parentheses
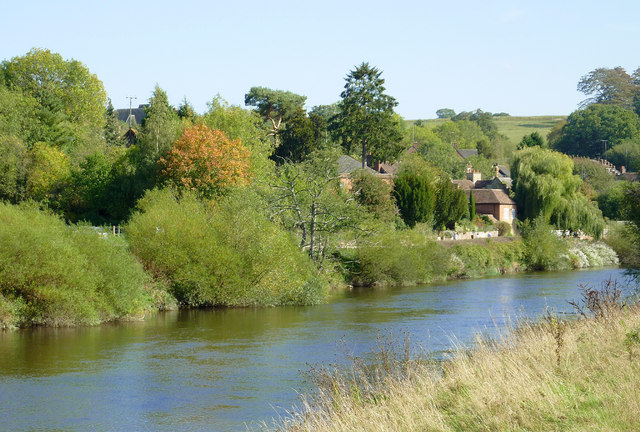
top-left (278, 281), bottom-right (640, 431)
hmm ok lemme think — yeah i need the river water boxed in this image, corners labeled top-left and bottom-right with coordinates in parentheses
top-left (0, 267), bottom-right (629, 431)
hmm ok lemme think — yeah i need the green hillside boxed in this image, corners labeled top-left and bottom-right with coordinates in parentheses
top-left (493, 115), bottom-right (566, 144)
top-left (412, 115), bottom-right (566, 145)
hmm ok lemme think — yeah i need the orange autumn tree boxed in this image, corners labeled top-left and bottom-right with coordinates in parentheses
top-left (160, 123), bottom-right (251, 199)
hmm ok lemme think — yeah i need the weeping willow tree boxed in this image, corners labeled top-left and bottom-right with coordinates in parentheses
top-left (511, 147), bottom-right (604, 238)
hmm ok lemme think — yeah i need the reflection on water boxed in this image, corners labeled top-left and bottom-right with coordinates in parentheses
top-left (0, 267), bottom-right (627, 431)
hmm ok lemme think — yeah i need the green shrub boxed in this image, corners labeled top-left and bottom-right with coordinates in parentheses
top-left (520, 217), bottom-right (569, 271)
top-left (352, 228), bottom-right (450, 286)
top-left (450, 240), bottom-right (525, 278)
top-left (605, 222), bottom-right (640, 267)
top-left (497, 221), bottom-right (512, 236)
top-left (125, 188), bottom-right (327, 306)
top-left (0, 202), bottom-right (153, 327)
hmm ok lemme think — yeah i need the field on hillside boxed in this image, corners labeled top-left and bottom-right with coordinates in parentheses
top-left (493, 115), bottom-right (566, 144)
top-left (413, 115), bottom-right (566, 145)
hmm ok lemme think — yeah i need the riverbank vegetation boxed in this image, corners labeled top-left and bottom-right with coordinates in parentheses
top-left (0, 48), bottom-right (637, 328)
top-left (126, 188), bottom-right (326, 307)
top-left (0, 202), bottom-right (156, 328)
top-left (279, 282), bottom-right (640, 431)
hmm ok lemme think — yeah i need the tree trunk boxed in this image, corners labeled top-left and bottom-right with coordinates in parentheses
top-left (309, 201), bottom-right (316, 259)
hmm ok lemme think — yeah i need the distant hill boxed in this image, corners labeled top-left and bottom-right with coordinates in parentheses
top-left (411, 115), bottom-right (567, 145)
top-left (492, 115), bottom-right (566, 144)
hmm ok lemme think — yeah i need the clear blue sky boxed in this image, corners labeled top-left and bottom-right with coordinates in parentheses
top-left (1, 0), bottom-right (638, 119)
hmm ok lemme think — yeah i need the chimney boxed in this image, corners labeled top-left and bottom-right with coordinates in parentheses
top-left (467, 168), bottom-right (481, 183)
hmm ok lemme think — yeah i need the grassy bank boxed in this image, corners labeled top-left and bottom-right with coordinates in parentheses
top-left (338, 229), bottom-right (619, 287)
top-left (281, 283), bottom-right (640, 431)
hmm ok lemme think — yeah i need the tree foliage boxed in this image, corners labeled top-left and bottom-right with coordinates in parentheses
top-left (25, 141), bottom-right (70, 206)
top-left (351, 170), bottom-right (397, 222)
top-left (434, 179), bottom-right (468, 230)
top-left (104, 99), bottom-right (124, 146)
top-left (554, 104), bottom-right (640, 157)
top-left (393, 158), bottom-right (439, 228)
top-left (436, 108), bottom-right (456, 119)
top-left (274, 107), bottom-right (322, 163)
top-left (160, 123), bottom-right (251, 199)
top-left (266, 149), bottom-right (357, 262)
top-left (518, 131), bottom-right (546, 150)
top-left (469, 189), bottom-right (476, 220)
top-left (203, 96), bottom-right (273, 181)
top-left (332, 62), bottom-right (403, 167)
top-left (244, 86), bottom-right (306, 148)
top-left (603, 140), bottom-right (640, 172)
top-left (511, 147), bottom-right (604, 237)
top-left (414, 126), bottom-right (466, 178)
top-left (577, 66), bottom-right (637, 110)
top-left (1, 48), bottom-right (107, 131)
top-left (0, 135), bottom-right (28, 203)
top-left (140, 85), bottom-right (182, 156)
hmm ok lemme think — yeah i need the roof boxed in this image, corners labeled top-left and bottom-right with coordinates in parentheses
top-left (456, 148), bottom-right (478, 160)
top-left (452, 179), bottom-right (475, 190)
top-left (618, 172), bottom-right (640, 182)
top-left (337, 155), bottom-right (379, 175)
top-left (467, 189), bottom-right (516, 205)
top-left (116, 107), bottom-right (147, 125)
top-left (475, 178), bottom-right (506, 190)
top-left (497, 165), bottom-right (511, 177)
top-left (452, 177), bottom-right (506, 191)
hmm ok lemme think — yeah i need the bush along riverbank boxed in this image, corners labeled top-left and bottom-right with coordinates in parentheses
top-left (280, 281), bottom-right (640, 431)
top-left (337, 220), bottom-right (619, 287)
top-left (0, 202), bottom-right (159, 328)
top-left (0, 189), bottom-right (328, 328)
top-left (0, 196), bottom-right (620, 328)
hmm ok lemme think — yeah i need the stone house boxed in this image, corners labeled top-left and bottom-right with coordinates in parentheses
top-left (452, 167), bottom-right (517, 225)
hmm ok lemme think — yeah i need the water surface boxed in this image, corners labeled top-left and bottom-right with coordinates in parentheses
top-left (0, 267), bottom-right (627, 431)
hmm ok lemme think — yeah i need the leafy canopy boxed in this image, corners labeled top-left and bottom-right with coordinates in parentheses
top-left (511, 147), bottom-right (604, 237)
top-left (554, 104), bottom-right (640, 158)
top-left (244, 86), bottom-right (306, 147)
top-left (159, 123), bottom-right (251, 199)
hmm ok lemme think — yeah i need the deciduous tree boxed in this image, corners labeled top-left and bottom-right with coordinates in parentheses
top-left (578, 67), bottom-right (637, 110)
top-left (160, 123), bottom-right (251, 199)
top-left (436, 108), bottom-right (456, 119)
top-left (511, 147), bottom-right (604, 237)
top-left (554, 104), bottom-right (640, 157)
top-left (140, 85), bottom-right (182, 156)
top-left (1, 48), bottom-right (107, 131)
top-left (266, 149), bottom-right (357, 262)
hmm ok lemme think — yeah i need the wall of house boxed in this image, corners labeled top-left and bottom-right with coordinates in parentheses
top-left (475, 204), bottom-right (516, 224)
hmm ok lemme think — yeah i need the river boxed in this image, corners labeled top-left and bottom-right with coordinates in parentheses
top-left (0, 267), bottom-right (629, 431)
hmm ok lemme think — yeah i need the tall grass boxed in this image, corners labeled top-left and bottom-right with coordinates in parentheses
top-left (0, 202), bottom-right (154, 328)
top-left (277, 282), bottom-right (640, 431)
